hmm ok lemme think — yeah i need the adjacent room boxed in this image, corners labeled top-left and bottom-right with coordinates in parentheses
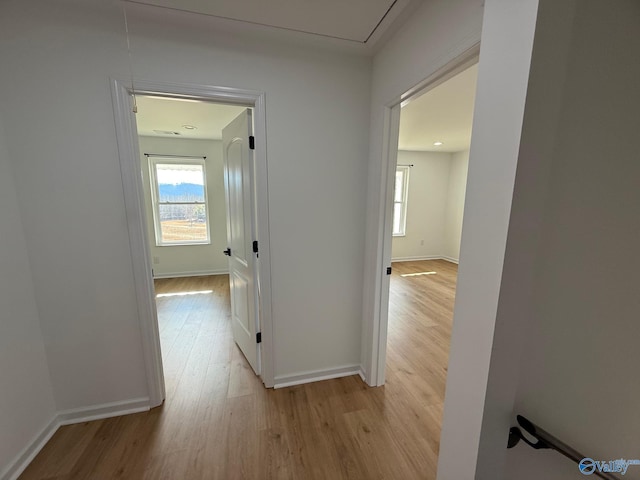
top-left (385, 63), bottom-right (477, 447)
top-left (135, 95), bottom-right (261, 401)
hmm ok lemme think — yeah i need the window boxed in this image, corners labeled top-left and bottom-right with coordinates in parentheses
top-left (392, 166), bottom-right (410, 236)
top-left (149, 158), bottom-right (210, 246)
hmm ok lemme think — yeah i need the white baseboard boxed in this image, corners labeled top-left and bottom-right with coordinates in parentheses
top-left (391, 255), bottom-right (441, 262)
top-left (391, 255), bottom-right (459, 264)
top-left (1, 397), bottom-right (150, 480)
top-left (57, 397), bottom-right (150, 425)
top-left (274, 365), bottom-right (361, 389)
top-left (1, 417), bottom-right (59, 480)
top-left (153, 269), bottom-right (228, 279)
top-left (441, 256), bottom-right (459, 264)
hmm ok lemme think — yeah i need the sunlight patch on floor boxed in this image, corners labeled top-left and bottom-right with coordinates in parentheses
top-left (400, 271), bottom-right (437, 277)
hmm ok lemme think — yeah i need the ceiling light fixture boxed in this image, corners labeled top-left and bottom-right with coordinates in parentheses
top-left (433, 141), bottom-right (443, 146)
top-left (182, 125), bottom-right (197, 130)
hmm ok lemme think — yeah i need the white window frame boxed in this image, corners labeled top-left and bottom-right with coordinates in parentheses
top-left (393, 165), bottom-right (410, 236)
top-left (149, 157), bottom-right (211, 246)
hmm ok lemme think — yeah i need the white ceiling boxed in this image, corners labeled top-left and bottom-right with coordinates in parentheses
top-left (399, 64), bottom-right (478, 153)
top-left (127, 0), bottom-right (413, 43)
top-left (135, 95), bottom-right (247, 140)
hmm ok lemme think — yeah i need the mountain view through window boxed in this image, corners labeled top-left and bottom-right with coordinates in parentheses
top-left (154, 162), bottom-right (209, 244)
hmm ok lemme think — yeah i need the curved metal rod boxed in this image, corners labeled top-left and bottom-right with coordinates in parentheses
top-left (508, 415), bottom-right (621, 480)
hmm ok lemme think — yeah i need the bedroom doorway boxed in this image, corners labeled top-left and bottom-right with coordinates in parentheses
top-left (111, 80), bottom-right (275, 408)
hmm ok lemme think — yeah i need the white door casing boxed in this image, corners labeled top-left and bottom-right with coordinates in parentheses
top-left (368, 47), bottom-right (480, 387)
top-left (112, 79), bottom-right (275, 408)
top-left (222, 109), bottom-right (260, 375)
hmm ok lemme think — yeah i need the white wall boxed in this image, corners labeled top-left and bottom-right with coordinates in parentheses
top-left (138, 136), bottom-right (229, 278)
top-left (0, 116), bottom-right (56, 477)
top-left (502, 1), bottom-right (640, 478)
top-left (443, 150), bottom-right (469, 262)
top-left (391, 151), bottom-right (450, 260)
top-left (391, 150), bottom-right (468, 262)
top-left (0, 0), bottom-right (371, 413)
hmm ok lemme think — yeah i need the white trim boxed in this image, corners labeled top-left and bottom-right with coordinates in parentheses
top-left (1, 398), bottom-right (150, 480)
top-left (112, 79), bottom-right (165, 408)
top-left (390, 255), bottom-right (460, 263)
top-left (273, 365), bottom-right (362, 389)
top-left (111, 78), bottom-right (275, 395)
top-left (152, 269), bottom-right (229, 279)
top-left (0, 417), bottom-right (58, 480)
top-left (374, 103), bottom-right (402, 387)
top-left (440, 256), bottom-right (459, 265)
top-left (148, 157), bottom-right (211, 247)
top-left (57, 397), bottom-right (150, 425)
top-left (400, 45), bottom-right (481, 107)
top-left (368, 45), bottom-right (481, 388)
top-left (391, 255), bottom-right (442, 262)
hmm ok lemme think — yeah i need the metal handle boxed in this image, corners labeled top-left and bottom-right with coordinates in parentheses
top-left (223, 248), bottom-right (231, 256)
top-left (508, 415), bottom-right (622, 480)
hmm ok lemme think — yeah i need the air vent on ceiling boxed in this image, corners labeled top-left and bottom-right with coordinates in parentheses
top-left (153, 130), bottom-right (181, 136)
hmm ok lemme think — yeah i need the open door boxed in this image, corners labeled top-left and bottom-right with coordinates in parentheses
top-left (222, 109), bottom-right (260, 375)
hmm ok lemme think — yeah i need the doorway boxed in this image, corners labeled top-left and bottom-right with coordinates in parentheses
top-left (134, 94), bottom-right (264, 401)
top-left (381, 57), bottom-right (478, 456)
top-left (111, 79), bottom-right (275, 408)
top-left (370, 50), bottom-right (479, 388)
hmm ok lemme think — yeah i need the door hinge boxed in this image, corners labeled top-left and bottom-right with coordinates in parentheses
top-left (386, 266), bottom-right (392, 275)
top-left (252, 240), bottom-right (259, 254)
top-left (249, 136), bottom-right (255, 150)
top-left (256, 332), bottom-right (262, 344)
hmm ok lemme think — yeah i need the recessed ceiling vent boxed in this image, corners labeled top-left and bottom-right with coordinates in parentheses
top-left (153, 130), bottom-right (181, 136)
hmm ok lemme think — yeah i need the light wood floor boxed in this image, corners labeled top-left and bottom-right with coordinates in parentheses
top-left (19, 260), bottom-right (457, 480)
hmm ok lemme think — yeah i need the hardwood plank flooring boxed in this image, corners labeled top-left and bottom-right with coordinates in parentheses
top-left (19, 260), bottom-right (457, 480)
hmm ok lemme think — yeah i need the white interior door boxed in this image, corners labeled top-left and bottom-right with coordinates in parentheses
top-left (222, 109), bottom-right (260, 375)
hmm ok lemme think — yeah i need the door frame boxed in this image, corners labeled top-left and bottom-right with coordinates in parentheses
top-left (111, 78), bottom-right (275, 407)
top-left (370, 45), bottom-right (480, 386)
